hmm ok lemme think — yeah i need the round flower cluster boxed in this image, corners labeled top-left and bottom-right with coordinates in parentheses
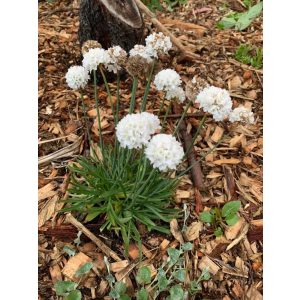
top-left (106, 46), bottom-right (127, 73)
top-left (65, 66), bottom-right (89, 90)
top-left (154, 69), bottom-right (182, 92)
top-left (145, 134), bottom-right (184, 172)
top-left (166, 86), bottom-right (186, 103)
top-left (82, 48), bottom-right (110, 73)
top-left (195, 86), bottom-right (232, 121)
top-left (229, 106), bottom-right (254, 124)
top-left (145, 32), bottom-right (172, 58)
top-left (154, 69), bottom-right (186, 103)
top-left (129, 45), bottom-right (153, 63)
top-left (116, 112), bottom-right (161, 149)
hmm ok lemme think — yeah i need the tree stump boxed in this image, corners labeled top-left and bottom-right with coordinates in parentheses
top-left (79, 0), bottom-right (144, 52)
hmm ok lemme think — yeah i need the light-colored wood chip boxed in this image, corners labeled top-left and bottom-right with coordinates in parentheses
top-left (62, 252), bottom-right (93, 282)
top-left (214, 158), bottom-right (241, 165)
top-left (38, 182), bottom-right (57, 202)
top-left (110, 260), bottom-right (129, 273)
top-left (184, 221), bottom-right (202, 241)
top-left (198, 256), bottom-right (220, 275)
top-left (225, 217), bottom-right (246, 240)
top-left (170, 219), bottom-right (184, 244)
top-left (211, 126), bottom-right (224, 142)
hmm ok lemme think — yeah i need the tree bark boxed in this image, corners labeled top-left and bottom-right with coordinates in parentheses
top-left (79, 0), bottom-right (144, 52)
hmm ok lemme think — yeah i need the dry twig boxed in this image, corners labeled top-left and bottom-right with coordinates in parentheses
top-left (65, 213), bottom-right (122, 262)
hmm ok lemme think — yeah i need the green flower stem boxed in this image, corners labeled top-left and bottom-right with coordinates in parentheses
top-left (80, 92), bottom-right (97, 157)
top-left (129, 77), bottom-right (139, 113)
top-left (93, 70), bottom-right (104, 152)
top-left (140, 61), bottom-right (156, 112)
top-left (184, 115), bottom-right (207, 158)
top-left (116, 71), bottom-right (120, 124)
top-left (114, 72), bottom-right (121, 159)
top-left (99, 66), bottom-right (116, 123)
top-left (157, 98), bottom-right (165, 116)
top-left (173, 100), bottom-right (193, 136)
top-left (161, 101), bottom-right (172, 132)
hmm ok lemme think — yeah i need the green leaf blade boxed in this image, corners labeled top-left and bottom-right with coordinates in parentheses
top-left (136, 266), bottom-right (152, 285)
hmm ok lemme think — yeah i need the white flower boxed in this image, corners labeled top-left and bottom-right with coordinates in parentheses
top-left (154, 69), bottom-right (181, 92)
top-left (129, 45), bottom-right (153, 63)
top-left (82, 48), bottom-right (110, 73)
top-left (229, 106), bottom-right (254, 124)
top-left (166, 86), bottom-right (186, 103)
top-left (140, 112), bottom-right (161, 133)
top-left (116, 112), bottom-right (161, 149)
top-left (65, 66), bottom-right (89, 90)
top-left (195, 86), bottom-right (232, 121)
top-left (105, 45), bottom-right (127, 73)
top-left (145, 134), bottom-right (184, 172)
top-left (145, 32), bottom-right (172, 58)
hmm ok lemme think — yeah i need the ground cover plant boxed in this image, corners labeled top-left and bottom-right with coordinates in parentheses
top-left (38, 0), bottom-right (263, 298)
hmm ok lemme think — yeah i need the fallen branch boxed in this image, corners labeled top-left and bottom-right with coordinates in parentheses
top-left (158, 112), bottom-right (205, 119)
top-left (173, 102), bottom-right (205, 213)
top-left (65, 213), bottom-right (122, 262)
top-left (38, 136), bottom-right (82, 165)
top-left (134, 0), bottom-right (201, 61)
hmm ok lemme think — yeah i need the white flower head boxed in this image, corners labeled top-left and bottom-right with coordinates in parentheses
top-left (105, 45), bottom-right (127, 73)
top-left (195, 86), bottom-right (232, 121)
top-left (229, 106), bottom-right (254, 124)
top-left (154, 69), bottom-right (181, 92)
top-left (145, 134), bottom-right (184, 172)
top-left (145, 32), bottom-right (172, 58)
top-left (166, 86), bottom-right (186, 103)
top-left (65, 66), bottom-right (89, 90)
top-left (82, 48), bottom-right (110, 73)
top-left (116, 112), bottom-right (161, 149)
top-left (129, 45), bottom-right (153, 63)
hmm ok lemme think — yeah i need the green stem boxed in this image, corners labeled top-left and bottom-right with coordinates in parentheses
top-left (140, 61), bottom-right (156, 112)
top-left (161, 102), bottom-right (172, 132)
top-left (116, 71), bottom-right (120, 124)
top-left (129, 77), bottom-right (138, 113)
top-left (80, 93), bottom-right (92, 146)
top-left (93, 70), bottom-right (103, 152)
top-left (114, 72), bottom-right (121, 160)
top-left (99, 66), bottom-right (116, 123)
top-left (173, 100), bottom-right (193, 136)
top-left (80, 92), bottom-right (97, 157)
top-left (157, 98), bottom-right (165, 116)
top-left (184, 115), bottom-right (207, 158)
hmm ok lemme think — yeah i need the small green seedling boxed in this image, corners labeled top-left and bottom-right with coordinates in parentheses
top-left (235, 44), bottom-right (263, 69)
top-left (200, 201), bottom-right (241, 237)
top-left (217, 2), bottom-right (263, 31)
top-left (54, 262), bottom-right (94, 300)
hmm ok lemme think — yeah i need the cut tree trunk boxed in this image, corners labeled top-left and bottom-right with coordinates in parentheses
top-left (79, 0), bottom-right (144, 51)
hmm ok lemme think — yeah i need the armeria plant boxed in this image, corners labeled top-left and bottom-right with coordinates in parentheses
top-left (63, 32), bottom-right (255, 255)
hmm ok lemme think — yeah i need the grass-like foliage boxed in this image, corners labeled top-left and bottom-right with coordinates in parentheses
top-left (63, 146), bottom-right (179, 253)
top-left (235, 44), bottom-right (263, 69)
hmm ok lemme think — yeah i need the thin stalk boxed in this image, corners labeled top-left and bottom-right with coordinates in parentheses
top-left (116, 71), bottom-right (120, 124)
top-left (114, 72), bottom-right (121, 161)
top-left (140, 61), bottom-right (156, 112)
top-left (173, 100), bottom-right (193, 136)
top-left (161, 102), bottom-right (172, 132)
top-left (93, 70), bottom-right (104, 152)
top-left (80, 92), bottom-right (92, 146)
top-left (80, 92), bottom-right (96, 157)
top-left (99, 66), bottom-right (116, 123)
top-left (184, 115), bottom-right (207, 158)
top-left (129, 77), bottom-right (138, 113)
top-left (157, 98), bottom-right (165, 116)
